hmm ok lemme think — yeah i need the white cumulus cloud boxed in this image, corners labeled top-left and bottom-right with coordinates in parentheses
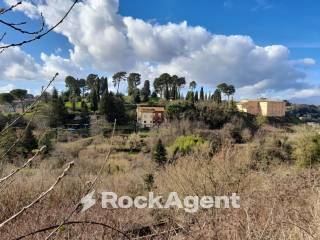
top-left (2, 0), bottom-right (318, 100)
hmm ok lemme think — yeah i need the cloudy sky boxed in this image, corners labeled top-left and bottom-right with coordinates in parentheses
top-left (0, 0), bottom-right (320, 103)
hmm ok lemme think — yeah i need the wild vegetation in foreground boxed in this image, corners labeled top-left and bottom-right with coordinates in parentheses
top-left (1, 114), bottom-right (320, 239)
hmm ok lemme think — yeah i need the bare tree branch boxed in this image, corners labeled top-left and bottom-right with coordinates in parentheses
top-left (45, 120), bottom-right (117, 240)
top-left (12, 220), bottom-right (131, 240)
top-left (0, 72), bottom-right (58, 136)
top-left (0, 0), bottom-right (79, 52)
top-left (0, 1), bottom-right (22, 15)
top-left (0, 161), bottom-right (74, 229)
top-left (0, 146), bottom-right (46, 189)
top-left (0, 32), bottom-right (6, 41)
top-left (0, 13), bottom-right (44, 35)
top-left (0, 103), bottom-right (40, 164)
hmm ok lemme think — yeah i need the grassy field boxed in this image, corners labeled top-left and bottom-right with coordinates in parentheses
top-left (1, 121), bottom-right (320, 239)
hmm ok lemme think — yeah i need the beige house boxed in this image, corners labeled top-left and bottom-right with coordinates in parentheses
top-left (237, 99), bottom-right (286, 117)
top-left (137, 106), bottom-right (165, 128)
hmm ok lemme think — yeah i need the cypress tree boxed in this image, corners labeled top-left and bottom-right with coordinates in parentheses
top-left (52, 88), bottom-right (58, 101)
top-left (90, 90), bottom-right (98, 112)
top-left (194, 91), bottom-right (199, 102)
top-left (200, 87), bottom-right (204, 101)
top-left (50, 96), bottom-right (67, 127)
top-left (141, 80), bottom-right (151, 102)
top-left (153, 139), bottom-right (167, 166)
top-left (80, 101), bottom-right (90, 124)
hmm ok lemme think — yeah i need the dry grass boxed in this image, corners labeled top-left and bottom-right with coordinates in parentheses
top-left (1, 124), bottom-right (320, 239)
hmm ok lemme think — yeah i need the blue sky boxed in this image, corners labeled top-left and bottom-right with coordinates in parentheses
top-left (0, 0), bottom-right (320, 103)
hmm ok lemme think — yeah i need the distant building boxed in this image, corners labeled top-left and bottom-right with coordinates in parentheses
top-left (137, 105), bottom-right (165, 128)
top-left (237, 99), bottom-right (286, 117)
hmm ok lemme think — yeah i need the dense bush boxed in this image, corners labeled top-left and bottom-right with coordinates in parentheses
top-left (293, 133), bottom-right (320, 167)
top-left (165, 101), bottom-right (196, 121)
top-left (250, 135), bottom-right (292, 170)
top-left (222, 115), bottom-right (257, 143)
top-left (195, 101), bottom-right (232, 129)
top-left (38, 130), bottom-right (55, 154)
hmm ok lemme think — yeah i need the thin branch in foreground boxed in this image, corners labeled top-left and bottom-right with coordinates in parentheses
top-left (0, 146), bottom-right (46, 189)
top-left (0, 161), bottom-right (74, 229)
top-left (0, 72), bottom-right (58, 136)
top-left (0, 13), bottom-right (45, 35)
top-left (0, 1), bottom-right (22, 15)
top-left (45, 120), bottom-right (117, 240)
top-left (0, 32), bottom-right (6, 41)
top-left (0, 0), bottom-right (79, 51)
top-left (12, 220), bottom-right (131, 240)
top-left (0, 103), bottom-right (40, 163)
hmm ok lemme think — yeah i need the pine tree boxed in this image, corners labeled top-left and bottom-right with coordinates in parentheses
top-left (200, 87), bottom-right (204, 101)
top-left (153, 139), bottom-right (167, 166)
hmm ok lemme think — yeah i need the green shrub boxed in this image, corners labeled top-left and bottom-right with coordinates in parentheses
top-left (293, 133), bottom-right (320, 167)
top-left (0, 127), bottom-right (16, 163)
top-left (170, 135), bottom-right (206, 156)
top-left (38, 130), bottom-right (55, 154)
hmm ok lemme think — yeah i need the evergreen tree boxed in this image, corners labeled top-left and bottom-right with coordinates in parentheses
top-left (99, 92), bottom-right (126, 124)
top-left (90, 90), bottom-right (98, 112)
top-left (200, 87), bottom-right (204, 101)
top-left (38, 131), bottom-right (53, 154)
top-left (151, 91), bottom-right (158, 98)
top-left (213, 89), bottom-right (222, 104)
top-left (141, 80), bottom-right (151, 102)
top-left (80, 101), bottom-right (90, 125)
top-left (50, 95), bottom-right (67, 127)
top-left (21, 127), bottom-right (38, 153)
top-left (100, 77), bottom-right (109, 95)
top-left (52, 88), bottom-right (58, 101)
top-left (132, 89), bottom-right (141, 104)
top-left (186, 91), bottom-right (194, 102)
top-left (164, 87), bottom-right (170, 100)
top-left (194, 91), bottom-right (199, 102)
top-left (127, 73), bottom-right (141, 96)
top-left (153, 139), bottom-right (167, 166)
top-left (112, 72), bottom-right (127, 95)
